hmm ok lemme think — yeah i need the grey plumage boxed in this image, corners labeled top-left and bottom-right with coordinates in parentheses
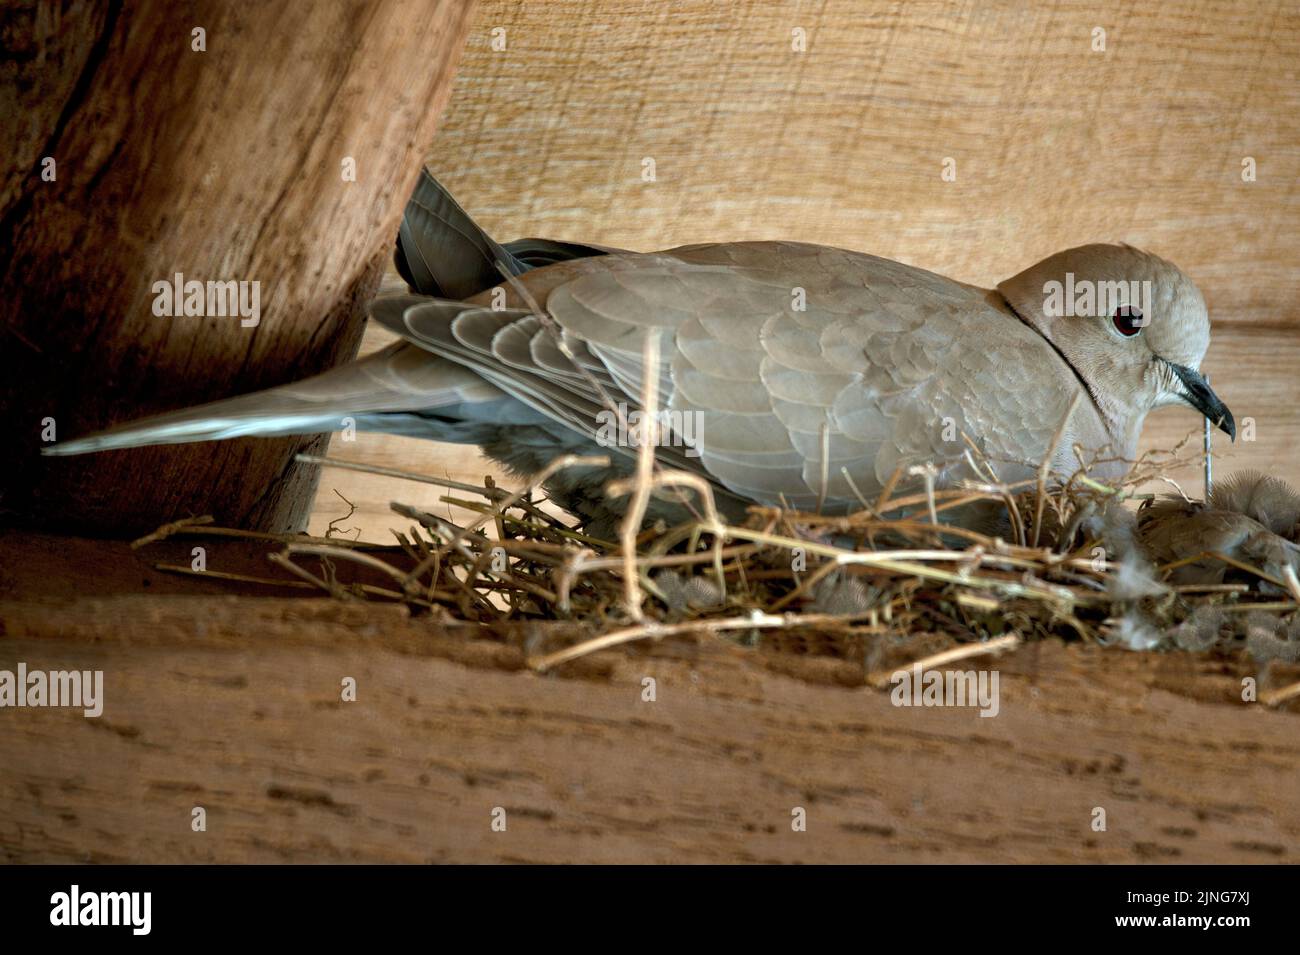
top-left (46, 170), bottom-right (1235, 534)
top-left (393, 168), bottom-right (610, 298)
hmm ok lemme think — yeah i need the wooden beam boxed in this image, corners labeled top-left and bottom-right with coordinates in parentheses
top-left (1, 533), bottom-right (1295, 863)
top-left (0, 0), bottom-right (477, 535)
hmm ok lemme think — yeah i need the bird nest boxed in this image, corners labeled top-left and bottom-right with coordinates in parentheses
top-left (133, 432), bottom-right (1300, 706)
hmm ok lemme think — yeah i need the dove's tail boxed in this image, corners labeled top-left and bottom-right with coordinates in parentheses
top-left (395, 169), bottom-right (529, 298)
top-left (40, 331), bottom-right (534, 458)
top-left (394, 169), bottom-right (607, 298)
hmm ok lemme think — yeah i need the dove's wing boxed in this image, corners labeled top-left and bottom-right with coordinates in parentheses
top-left (371, 293), bottom-right (708, 477)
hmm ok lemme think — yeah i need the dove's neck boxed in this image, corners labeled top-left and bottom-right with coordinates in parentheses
top-left (992, 290), bottom-right (1142, 462)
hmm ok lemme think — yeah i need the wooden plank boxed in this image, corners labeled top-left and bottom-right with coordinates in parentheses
top-left (1, 579), bottom-right (1296, 863)
top-left (433, 0), bottom-right (1299, 327)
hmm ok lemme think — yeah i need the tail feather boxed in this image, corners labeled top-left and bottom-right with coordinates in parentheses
top-left (42, 334), bottom-right (506, 456)
top-left (503, 236), bottom-right (613, 269)
top-left (395, 169), bottom-right (608, 298)
top-left (395, 169), bottom-right (528, 298)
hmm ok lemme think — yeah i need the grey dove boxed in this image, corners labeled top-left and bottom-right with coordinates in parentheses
top-left (46, 171), bottom-right (1234, 537)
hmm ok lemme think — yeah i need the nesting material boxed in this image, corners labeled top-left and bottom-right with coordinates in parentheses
top-left (136, 444), bottom-right (1300, 693)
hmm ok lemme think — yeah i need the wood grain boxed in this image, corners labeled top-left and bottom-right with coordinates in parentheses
top-left (1, 0), bottom-right (477, 535)
top-left (1, 576), bottom-right (1296, 863)
top-left (432, 0), bottom-right (1299, 314)
top-left (2, 519), bottom-right (1295, 865)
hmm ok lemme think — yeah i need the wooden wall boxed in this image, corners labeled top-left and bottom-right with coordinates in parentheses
top-left (309, 0), bottom-right (1300, 536)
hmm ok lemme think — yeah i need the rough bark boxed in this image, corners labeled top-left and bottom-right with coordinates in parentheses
top-left (0, 0), bottom-right (477, 535)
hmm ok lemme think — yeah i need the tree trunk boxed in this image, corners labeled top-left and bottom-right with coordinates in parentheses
top-left (0, 0), bottom-right (477, 535)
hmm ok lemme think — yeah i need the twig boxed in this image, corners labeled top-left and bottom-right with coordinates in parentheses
top-left (530, 609), bottom-right (880, 672)
top-left (130, 515), bottom-right (214, 548)
top-left (613, 330), bottom-right (663, 620)
top-left (1260, 680), bottom-right (1300, 708)
top-left (1032, 392), bottom-right (1080, 548)
top-left (399, 453), bottom-right (610, 588)
top-left (867, 632), bottom-right (1022, 688)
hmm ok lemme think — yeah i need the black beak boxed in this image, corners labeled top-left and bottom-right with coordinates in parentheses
top-left (1170, 363), bottom-right (1235, 441)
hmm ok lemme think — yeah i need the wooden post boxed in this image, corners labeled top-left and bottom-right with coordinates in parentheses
top-left (0, 0), bottom-right (477, 535)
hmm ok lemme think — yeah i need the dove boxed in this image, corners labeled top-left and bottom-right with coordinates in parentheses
top-left (46, 170), bottom-right (1235, 537)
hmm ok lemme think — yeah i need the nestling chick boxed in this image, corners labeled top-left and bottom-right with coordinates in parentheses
top-left (1137, 473), bottom-right (1300, 592)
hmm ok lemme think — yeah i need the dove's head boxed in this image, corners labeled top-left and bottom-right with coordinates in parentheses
top-left (996, 243), bottom-right (1234, 451)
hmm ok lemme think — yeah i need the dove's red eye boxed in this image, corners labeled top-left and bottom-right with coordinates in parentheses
top-left (1112, 305), bottom-right (1144, 337)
